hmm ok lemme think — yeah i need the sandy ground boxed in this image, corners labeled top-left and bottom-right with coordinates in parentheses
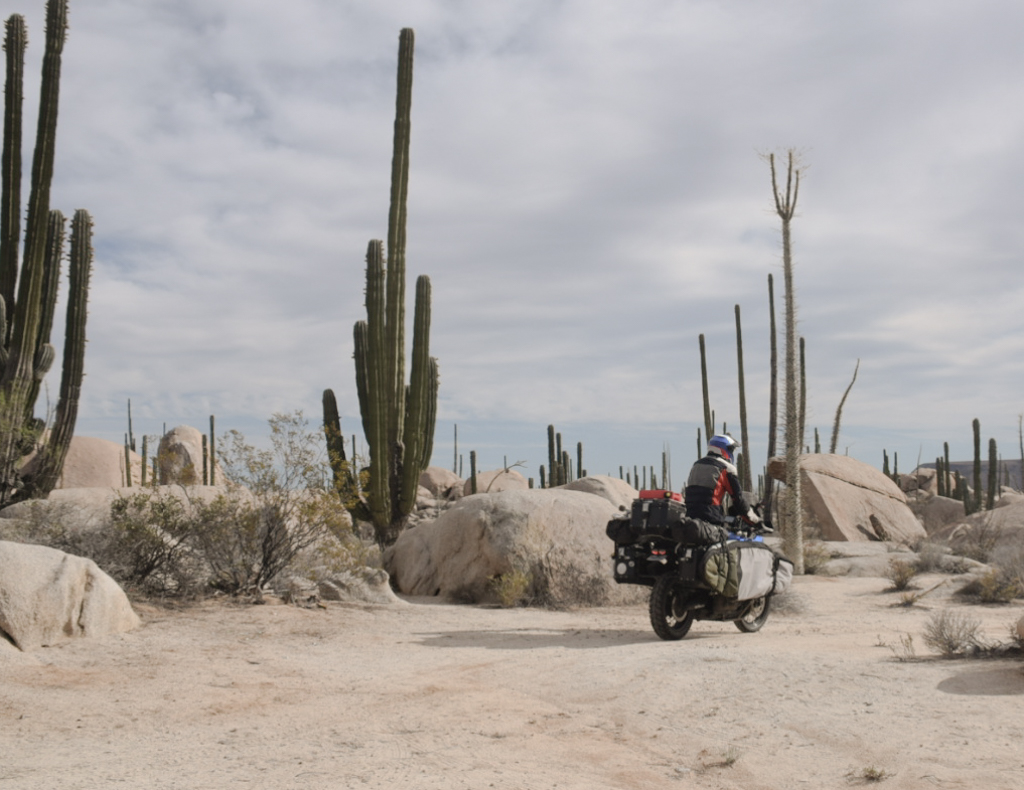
top-left (2, 574), bottom-right (1023, 790)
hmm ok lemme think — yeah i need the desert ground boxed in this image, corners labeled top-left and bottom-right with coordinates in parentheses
top-left (2, 574), bottom-right (1023, 790)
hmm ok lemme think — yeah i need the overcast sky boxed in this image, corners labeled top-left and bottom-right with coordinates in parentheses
top-left (8, 0), bottom-right (1024, 485)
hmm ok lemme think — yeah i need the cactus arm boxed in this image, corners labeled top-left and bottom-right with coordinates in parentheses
top-left (322, 387), bottom-right (349, 490)
top-left (5, 0), bottom-right (67, 385)
top-left (23, 209), bottom-right (63, 415)
top-left (399, 274), bottom-right (431, 514)
top-left (21, 208), bottom-right (90, 499)
top-left (384, 29), bottom-right (414, 459)
top-left (1, 14), bottom-right (26, 324)
top-left (360, 239), bottom-right (390, 528)
top-left (420, 356), bottom-right (438, 470)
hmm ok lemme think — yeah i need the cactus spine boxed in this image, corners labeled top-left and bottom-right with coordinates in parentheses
top-left (339, 29), bottom-right (437, 547)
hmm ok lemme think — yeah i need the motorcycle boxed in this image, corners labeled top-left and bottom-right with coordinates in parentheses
top-left (606, 490), bottom-right (787, 641)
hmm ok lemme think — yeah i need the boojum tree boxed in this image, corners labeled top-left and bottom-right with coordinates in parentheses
top-left (769, 150), bottom-right (804, 574)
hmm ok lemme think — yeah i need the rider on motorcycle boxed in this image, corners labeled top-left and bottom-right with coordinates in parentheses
top-left (684, 434), bottom-right (763, 529)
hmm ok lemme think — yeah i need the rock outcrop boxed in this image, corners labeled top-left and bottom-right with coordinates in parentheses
top-left (418, 466), bottom-right (463, 499)
top-left (0, 541), bottom-right (140, 651)
top-left (384, 489), bottom-right (645, 606)
top-left (563, 475), bottom-right (639, 512)
top-left (462, 469), bottom-right (529, 496)
top-left (158, 426), bottom-right (219, 485)
top-left (20, 436), bottom-right (143, 489)
top-left (768, 455), bottom-right (926, 543)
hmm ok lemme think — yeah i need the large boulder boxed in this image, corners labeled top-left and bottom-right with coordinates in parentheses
top-left (563, 475), bottom-right (639, 512)
top-left (934, 500), bottom-right (1024, 557)
top-left (384, 489), bottom-right (645, 606)
top-left (911, 494), bottom-right (967, 535)
top-left (0, 541), bottom-right (140, 651)
top-left (419, 466), bottom-right (463, 499)
top-left (0, 485), bottom-right (236, 551)
top-left (462, 468), bottom-right (529, 496)
top-left (159, 426), bottom-right (219, 485)
top-left (20, 436), bottom-right (143, 489)
top-left (768, 455), bottom-right (926, 544)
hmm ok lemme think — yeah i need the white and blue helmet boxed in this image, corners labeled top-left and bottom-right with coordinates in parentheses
top-left (708, 434), bottom-right (740, 462)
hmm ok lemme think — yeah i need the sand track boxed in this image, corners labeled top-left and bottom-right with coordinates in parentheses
top-left (2, 575), bottom-right (1023, 789)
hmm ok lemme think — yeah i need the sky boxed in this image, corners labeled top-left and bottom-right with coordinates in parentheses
top-left (6, 0), bottom-right (1024, 488)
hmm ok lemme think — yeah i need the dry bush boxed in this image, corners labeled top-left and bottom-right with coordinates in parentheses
top-left (107, 491), bottom-right (206, 595)
top-left (951, 520), bottom-right (1002, 563)
top-left (884, 558), bottom-right (918, 591)
top-left (489, 567), bottom-right (534, 608)
top-left (531, 556), bottom-right (608, 609)
top-left (802, 541), bottom-right (832, 575)
top-left (974, 569), bottom-right (1021, 603)
top-left (770, 587), bottom-right (808, 615)
top-left (993, 544), bottom-right (1024, 594)
top-left (914, 541), bottom-right (949, 574)
top-left (923, 609), bottom-right (984, 657)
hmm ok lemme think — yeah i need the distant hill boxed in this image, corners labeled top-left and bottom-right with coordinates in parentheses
top-left (919, 459), bottom-right (1022, 489)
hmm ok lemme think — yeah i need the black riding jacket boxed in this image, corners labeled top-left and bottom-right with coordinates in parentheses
top-left (684, 452), bottom-right (755, 525)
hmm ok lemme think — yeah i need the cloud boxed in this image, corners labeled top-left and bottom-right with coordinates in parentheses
top-left (5, 0), bottom-right (1022, 479)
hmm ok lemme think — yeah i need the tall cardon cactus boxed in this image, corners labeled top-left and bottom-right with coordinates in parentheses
top-left (324, 29), bottom-right (438, 548)
top-left (0, 1), bottom-right (92, 506)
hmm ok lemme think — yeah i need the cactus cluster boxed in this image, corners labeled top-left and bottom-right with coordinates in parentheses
top-left (0, 1), bottom-right (92, 505)
top-left (323, 29), bottom-right (438, 548)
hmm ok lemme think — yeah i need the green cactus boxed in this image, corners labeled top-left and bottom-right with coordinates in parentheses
top-left (944, 441), bottom-right (951, 497)
top-left (141, 435), bottom-right (148, 487)
top-left (986, 437), bottom-right (997, 510)
top-left (469, 450), bottom-right (477, 494)
top-left (208, 414), bottom-right (216, 485)
top-left (332, 28), bottom-right (438, 547)
top-left (734, 304), bottom-right (752, 491)
top-left (0, 2), bottom-right (91, 505)
top-left (972, 418), bottom-right (982, 513)
top-left (699, 334), bottom-right (712, 445)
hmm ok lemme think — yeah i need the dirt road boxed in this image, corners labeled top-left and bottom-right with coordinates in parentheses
top-left (2, 574), bottom-right (1023, 789)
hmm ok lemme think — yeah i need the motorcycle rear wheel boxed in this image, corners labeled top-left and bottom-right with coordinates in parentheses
top-left (649, 575), bottom-right (695, 641)
top-left (734, 595), bottom-right (771, 633)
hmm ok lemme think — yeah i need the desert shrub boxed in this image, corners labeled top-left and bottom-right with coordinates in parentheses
top-left (993, 544), bottom-right (1024, 594)
top-left (531, 556), bottom-right (608, 609)
top-left (3, 500), bottom-right (101, 554)
top-left (884, 558), bottom-right (918, 591)
top-left (190, 489), bottom-right (354, 593)
top-left (802, 541), bottom-right (832, 575)
top-left (196, 413), bottom-right (357, 593)
top-left (951, 520), bottom-right (1002, 563)
top-left (973, 569), bottom-right (1021, 603)
top-left (489, 567), bottom-right (534, 608)
top-left (923, 609), bottom-right (984, 657)
top-left (107, 490), bottom-right (206, 594)
top-left (914, 541), bottom-right (948, 574)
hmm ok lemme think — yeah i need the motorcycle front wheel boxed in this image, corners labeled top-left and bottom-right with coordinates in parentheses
top-left (649, 575), bottom-right (695, 641)
top-left (734, 595), bottom-right (771, 633)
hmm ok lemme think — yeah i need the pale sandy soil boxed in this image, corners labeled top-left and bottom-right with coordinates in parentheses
top-left (2, 574), bottom-right (1023, 790)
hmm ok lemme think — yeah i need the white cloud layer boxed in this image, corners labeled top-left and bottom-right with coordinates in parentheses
top-left (8, 0), bottom-right (1024, 480)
